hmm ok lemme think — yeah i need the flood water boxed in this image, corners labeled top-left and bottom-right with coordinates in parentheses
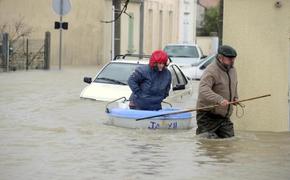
top-left (1, 67), bottom-right (290, 180)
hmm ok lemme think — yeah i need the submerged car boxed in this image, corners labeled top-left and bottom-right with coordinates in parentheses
top-left (80, 55), bottom-right (193, 102)
top-left (191, 54), bottom-right (215, 80)
top-left (163, 43), bottom-right (207, 79)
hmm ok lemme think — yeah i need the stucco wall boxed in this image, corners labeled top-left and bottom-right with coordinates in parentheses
top-left (178, 0), bottom-right (197, 43)
top-left (144, 0), bottom-right (180, 54)
top-left (0, 0), bottom-right (106, 65)
top-left (121, 2), bottom-right (140, 54)
top-left (224, 0), bottom-right (290, 131)
top-left (196, 36), bottom-right (218, 55)
top-left (102, 0), bottom-right (180, 59)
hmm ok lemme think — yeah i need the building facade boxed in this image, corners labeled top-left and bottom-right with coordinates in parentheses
top-left (224, 0), bottom-right (290, 131)
top-left (103, 0), bottom-right (197, 58)
top-left (0, 0), bottom-right (108, 66)
top-left (0, 0), bottom-right (198, 65)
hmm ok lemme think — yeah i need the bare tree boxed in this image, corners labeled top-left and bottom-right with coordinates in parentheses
top-left (0, 17), bottom-right (32, 45)
top-left (0, 18), bottom-right (33, 70)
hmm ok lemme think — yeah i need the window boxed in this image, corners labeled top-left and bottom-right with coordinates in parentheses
top-left (159, 10), bottom-right (163, 49)
top-left (164, 45), bottom-right (199, 58)
top-left (148, 9), bottom-right (153, 52)
top-left (172, 65), bottom-right (187, 85)
top-left (169, 65), bottom-right (188, 88)
top-left (169, 66), bottom-right (178, 87)
top-left (200, 56), bottom-right (215, 70)
top-left (128, 13), bottom-right (134, 53)
top-left (95, 63), bottom-right (141, 84)
top-left (168, 11), bottom-right (173, 43)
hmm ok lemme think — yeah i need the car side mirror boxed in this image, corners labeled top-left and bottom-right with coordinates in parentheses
top-left (201, 55), bottom-right (207, 59)
top-left (200, 65), bottom-right (206, 70)
top-left (173, 84), bottom-right (185, 91)
top-left (83, 77), bottom-right (92, 84)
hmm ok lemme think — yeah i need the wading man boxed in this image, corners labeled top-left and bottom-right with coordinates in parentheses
top-left (196, 45), bottom-right (238, 139)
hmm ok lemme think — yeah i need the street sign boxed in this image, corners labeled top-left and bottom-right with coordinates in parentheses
top-left (54, 22), bottom-right (68, 30)
top-left (52, 0), bottom-right (71, 16)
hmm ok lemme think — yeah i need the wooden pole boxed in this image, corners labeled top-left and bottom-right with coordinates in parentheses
top-left (136, 94), bottom-right (271, 121)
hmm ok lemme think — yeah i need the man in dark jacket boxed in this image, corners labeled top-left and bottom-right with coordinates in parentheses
top-left (128, 50), bottom-right (172, 110)
top-left (196, 45), bottom-right (238, 139)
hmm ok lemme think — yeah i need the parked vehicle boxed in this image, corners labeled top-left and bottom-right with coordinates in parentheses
top-left (191, 54), bottom-right (215, 80)
top-left (163, 43), bottom-right (207, 79)
top-left (80, 54), bottom-right (193, 102)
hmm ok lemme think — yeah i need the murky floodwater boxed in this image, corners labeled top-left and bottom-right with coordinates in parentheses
top-left (1, 67), bottom-right (290, 180)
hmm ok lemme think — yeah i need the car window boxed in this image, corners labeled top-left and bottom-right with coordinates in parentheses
top-left (164, 45), bottom-right (199, 58)
top-left (198, 47), bottom-right (205, 57)
top-left (172, 65), bottom-right (187, 85)
top-left (169, 66), bottom-right (179, 87)
top-left (95, 63), bottom-right (141, 85)
top-left (201, 55), bottom-right (215, 68)
top-left (169, 65), bottom-right (187, 87)
top-left (191, 58), bottom-right (207, 66)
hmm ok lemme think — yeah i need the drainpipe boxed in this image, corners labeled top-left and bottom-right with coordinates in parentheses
top-left (218, 0), bottom-right (223, 46)
top-left (139, 0), bottom-right (144, 59)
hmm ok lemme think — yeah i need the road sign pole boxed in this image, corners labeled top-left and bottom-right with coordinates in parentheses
top-left (52, 0), bottom-right (71, 70)
top-left (111, 5), bottom-right (115, 60)
top-left (59, 0), bottom-right (63, 70)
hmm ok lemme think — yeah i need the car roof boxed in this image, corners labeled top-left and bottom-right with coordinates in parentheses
top-left (112, 59), bottom-right (148, 64)
top-left (164, 43), bottom-right (199, 47)
top-left (109, 59), bottom-right (180, 68)
top-left (111, 54), bottom-right (176, 66)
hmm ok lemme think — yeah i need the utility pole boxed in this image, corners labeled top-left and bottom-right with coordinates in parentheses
top-left (139, 0), bottom-right (144, 59)
top-left (113, 0), bottom-right (121, 55)
top-left (218, 0), bottom-right (223, 46)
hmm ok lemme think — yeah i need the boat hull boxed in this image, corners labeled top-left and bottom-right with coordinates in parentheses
top-left (106, 108), bottom-right (193, 129)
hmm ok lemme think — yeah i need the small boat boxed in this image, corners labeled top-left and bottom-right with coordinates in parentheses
top-left (105, 97), bottom-right (193, 129)
top-left (106, 108), bottom-right (193, 129)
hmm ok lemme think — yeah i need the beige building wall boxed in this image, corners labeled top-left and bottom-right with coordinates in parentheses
top-left (0, 0), bottom-right (107, 65)
top-left (121, 2), bottom-right (140, 54)
top-left (0, 0), bottom-right (183, 65)
top-left (102, 0), bottom-right (180, 59)
top-left (144, 0), bottom-right (179, 54)
top-left (196, 36), bottom-right (218, 55)
top-left (224, 0), bottom-right (290, 131)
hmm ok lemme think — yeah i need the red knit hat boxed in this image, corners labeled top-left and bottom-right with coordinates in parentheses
top-left (149, 50), bottom-right (168, 68)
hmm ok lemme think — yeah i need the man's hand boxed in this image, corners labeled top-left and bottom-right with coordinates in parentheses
top-left (219, 99), bottom-right (229, 106)
top-left (233, 97), bottom-right (239, 106)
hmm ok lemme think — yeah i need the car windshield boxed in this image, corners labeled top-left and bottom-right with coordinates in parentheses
top-left (192, 58), bottom-right (207, 66)
top-left (164, 45), bottom-right (199, 58)
top-left (200, 55), bottom-right (215, 67)
top-left (94, 62), bottom-right (142, 85)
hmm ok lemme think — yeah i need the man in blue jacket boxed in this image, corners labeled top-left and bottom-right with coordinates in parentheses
top-left (128, 50), bottom-right (172, 110)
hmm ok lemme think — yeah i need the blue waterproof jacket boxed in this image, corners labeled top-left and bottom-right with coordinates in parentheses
top-left (128, 65), bottom-right (172, 110)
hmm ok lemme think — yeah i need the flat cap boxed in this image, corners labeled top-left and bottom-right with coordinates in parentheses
top-left (218, 45), bottom-right (237, 57)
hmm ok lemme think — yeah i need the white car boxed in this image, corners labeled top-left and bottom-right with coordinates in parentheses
top-left (80, 55), bottom-right (193, 102)
top-left (163, 43), bottom-right (207, 79)
top-left (191, 54), bottom-right (215, 80)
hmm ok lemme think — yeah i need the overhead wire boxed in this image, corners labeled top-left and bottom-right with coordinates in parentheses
top-left (101, 0), bottom-right (131, 23)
